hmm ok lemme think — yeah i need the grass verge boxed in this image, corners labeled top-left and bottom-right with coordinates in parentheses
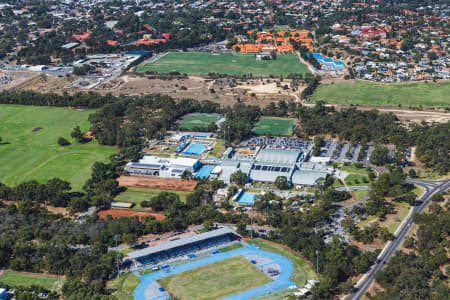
top-left (107, 273), bottom-right (141, 300)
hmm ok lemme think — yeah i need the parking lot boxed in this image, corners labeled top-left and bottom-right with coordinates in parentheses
top-left (240, 137), bottom-right (313, 152)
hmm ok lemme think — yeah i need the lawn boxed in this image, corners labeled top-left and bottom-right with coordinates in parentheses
top-left (115, 187), bottom-right (192, 211)
top-left (344, 174), bottom-right (370, 186)
top-left (340, 164), bottom-right (369, 176)
top-left (246, 239), bottom-right (317, 287)
top-left (137, 52), bottom-right (309, 77)
top-left (209, 139), bottom-right (225, 157)
top-left (252, 117), bottom-right (296, 136)
top-left (353, 190), bottom-right (369, 201)
top-left (310, 80), bottom-right (450, 107)
top-left (107, 273), bottom-right (141, 300)
top-left (218, 243), bottom-right (244, 252)
top-left (157, 256), bottom-right (272, 300)
top-left (0, 105), bottom-right (117, 190)
top-left (179, 113), bottom-right (221, 131)
top-left (0, 272), bottom-right (64, 291)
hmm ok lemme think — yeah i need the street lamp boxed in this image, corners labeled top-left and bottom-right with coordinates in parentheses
top-left (315, 249), bottom-right (319, 274)
top-left (114, 235), bottom-right (120, 277)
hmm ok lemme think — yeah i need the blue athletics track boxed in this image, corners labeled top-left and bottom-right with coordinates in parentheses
top-left (133, 244), bottom-right (295, 300)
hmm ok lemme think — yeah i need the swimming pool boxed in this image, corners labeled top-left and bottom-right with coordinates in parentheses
top-left (183, 143), bottom-right (207, 155)
top-left (238, 193), bottom-right (258, 206)
top-left (195, 165), bottom-right (215, 179)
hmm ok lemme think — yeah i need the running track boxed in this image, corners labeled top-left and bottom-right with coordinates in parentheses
top-left (133, 244), bottom-right (294, 300)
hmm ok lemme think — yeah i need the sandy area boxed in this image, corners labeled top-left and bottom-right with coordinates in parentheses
top-left (117, 176), bottom-right (198, 192)
top-left (98, 209), bottom-right (165, 221)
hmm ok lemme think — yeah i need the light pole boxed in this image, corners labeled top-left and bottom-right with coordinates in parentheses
top-left (250, 208), bottom-right (254, 240)
top-left (114, 235), bottom-right (120, 277)
top-left (315, 249), bottom-right (319, 274)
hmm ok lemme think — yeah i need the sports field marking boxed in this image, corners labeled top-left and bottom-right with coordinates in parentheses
top-left (137, 53), bottom-right (309, 77)
top-left (252, 117), bottom-right (296, 136)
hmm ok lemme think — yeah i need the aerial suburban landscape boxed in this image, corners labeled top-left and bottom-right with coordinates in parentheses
top-left (0, 0), bottom-right (448, 300)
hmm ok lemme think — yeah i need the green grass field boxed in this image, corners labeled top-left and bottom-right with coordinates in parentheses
top-left (246, 239), bottom-right (317, 286)
top-left (158, 256), bottom-right (272, 300)
top-left (179, 113), bottom-right (221, 130)
top-left (0, 272), bottom-right (64, 291)
top-left (311, 80), bottom-right (450, 107)
top-left (138, 53), bottom-right (309, 77)
top-left (115, 187), bottom-right (192, 211)
top-left (0, 105), bottom-right (117, 190)
top-left (252, 117), bottom-right (296, 136)
top-left (344, 174), bottom-right (370, 186)
top-left (107, 273), bottom-right (141, 300)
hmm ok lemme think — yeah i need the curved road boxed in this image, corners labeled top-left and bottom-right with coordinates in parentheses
top-left (348, 179), bottom-right (450, 300)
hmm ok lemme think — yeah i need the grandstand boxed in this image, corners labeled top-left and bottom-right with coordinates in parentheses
top-left (128, 228), bottom-right (239, 267)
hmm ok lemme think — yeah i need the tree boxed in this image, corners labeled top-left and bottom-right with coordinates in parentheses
top-left (274, 176), bottom-right (289, 190)
top-left (431, 193), bottom-right (444, 202)
top-left (370, 146), bottom-right (389, 166)
top-left (181, 170), bottom-right (192, 181)
top-left (57, 137), bottom-right (70, 146)
top-left (71, 126), bottom-right (84, 143)
top-left (408, 169), bottom-right (417, 178)
top-left (230, 170), bottom-right (247, 186)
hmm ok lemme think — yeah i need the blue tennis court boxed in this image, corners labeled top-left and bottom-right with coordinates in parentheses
top-left (238, 193), bottom-right (258, 206)
top-left (194, 165), bottom-right (214, 179)
top-left (183, 143), bottom-right (207, 155)
top-left (133, 244), bottom-right (295, 300)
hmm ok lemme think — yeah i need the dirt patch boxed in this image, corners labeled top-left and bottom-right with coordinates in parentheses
top-left (362, 280), bottom-right (385, 300)
top-left (348, 238), bottom-right (386, 252)
top-left (1, 200), bottom-right (72, 218)
top-left (98, 209), bottom-right (165, 221)
top-left (117, 176), bottom-right (198, 192)
top-left (94, 75), bottom-right (295, 107)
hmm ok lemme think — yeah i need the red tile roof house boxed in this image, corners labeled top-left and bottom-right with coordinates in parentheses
top-left (72, 32), bottom-right (91, 42)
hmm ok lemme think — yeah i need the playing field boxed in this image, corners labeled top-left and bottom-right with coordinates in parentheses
top-left (179, 113), bottom-right (221, 130)
top-left (0, 271), bottom-right (64, 291)
top-left (157, 256), bottom-right (272, 300)
top-left (115, 187), bottom-right (192, 211)
top-left (137, 52), bottom-right (309, 76)
top-left (0, 105), bottom-right (117, 190)
top-left (252, 117), bottom-right (296, 136)
top-left (310, 80), bottom-right (450, 107)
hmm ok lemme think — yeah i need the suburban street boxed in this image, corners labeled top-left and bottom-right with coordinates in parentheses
top-left (348, 178), bottom-right (450, 300)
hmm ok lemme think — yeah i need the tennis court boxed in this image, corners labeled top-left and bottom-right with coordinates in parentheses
top-left (183, 144), bottom-right (207, 155)
top-left (252, 118), bottom-right (296, 136)
top-left (194, 165), bottom-right (215, 179)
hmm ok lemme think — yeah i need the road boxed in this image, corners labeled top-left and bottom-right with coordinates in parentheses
top-left (348, 179), bottom-right (450, 300)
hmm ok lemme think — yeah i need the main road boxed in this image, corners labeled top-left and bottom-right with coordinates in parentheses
top-left (348, 178), bottom-right (450, 300)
